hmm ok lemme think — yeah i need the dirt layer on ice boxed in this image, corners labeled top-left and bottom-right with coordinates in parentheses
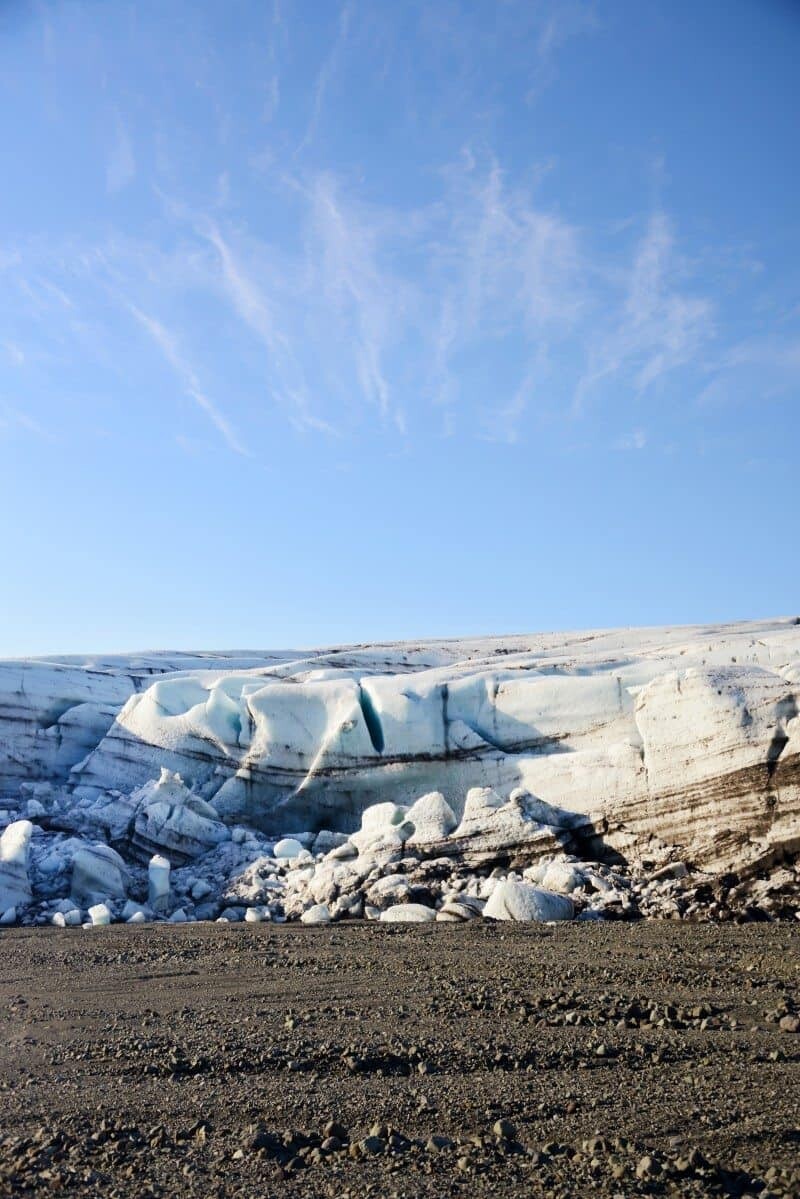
top-left (1, 921), bottom-right (799, 1198)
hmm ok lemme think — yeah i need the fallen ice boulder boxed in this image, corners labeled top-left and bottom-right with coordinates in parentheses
top-left (71, 843), bottom-right (129, 906)
top-left (87, 902), bottom-right (113, 926)
top-left (379, 903), bottom-right (437, 923)
top-left (436, 894), bottom-right (485, 921)
top-left (365, 873), bottom-right (412, 910)
top-left (0, 820), bottom-right (34, 914)
top-left (484, 879), bottom-right (574, 922)
top-left (525, 858), bottom-right (586, 895)
top-left (148, 854), bottom-right (171, 914)
top-left (244, 905), bottom-right (270, 923)
top-left (273, 837), bottom-right (305, 860)
top-left (300, 902), bottom-right (331, 924)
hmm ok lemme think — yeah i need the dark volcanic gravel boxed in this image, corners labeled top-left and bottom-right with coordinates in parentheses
top-left (1, 921), bottom-right (799, 1198)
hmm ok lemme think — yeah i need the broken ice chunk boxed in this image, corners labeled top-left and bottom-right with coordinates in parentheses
top-left (273, 837), bottom-right (304, 859)
top-left (483, 879), bottom-right (574, 922)
top-left (379, 903), bottom-right (436, 923)
top-left (148, 853), bottom-right (171, 914)
top-left (71, 843), bottom-right (129, 906)
top-left (87, 902), bottom-right (113, 926)
top-left (0, 820), bottom-right (33, 914)
top-left (300, 903), bottom-right (331, 924)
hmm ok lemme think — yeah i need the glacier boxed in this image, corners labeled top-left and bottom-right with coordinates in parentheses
top-left (0, 618), bottom-right (798, 926)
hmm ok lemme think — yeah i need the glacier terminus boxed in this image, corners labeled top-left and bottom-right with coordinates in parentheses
top-left (1, 617), bottom-right (798, 928)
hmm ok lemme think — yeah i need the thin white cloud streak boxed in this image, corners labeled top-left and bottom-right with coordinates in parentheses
top-left (528, 0), bottom-right (599, 101)
top-left (696, 334), bottom-right (800, 407)
top-left (481, 376), bottom-right (530, 444)
top-left (263, 74), bottom-right (280, 122)
top-left (295, 1), bottom-right (354, 155)
top-left (128, 305), bottom-right (250, 456)
top-left (0, 406), bottom-right (51, 439)
top-left (189, 211), bottom-right (341, 435)
top-left (157, 177), bottom-right (403, 431)
top-left (462, 162), bottom-right (509, 330)
top-left (573, 211), bottom-right (714, 413)
top-left (107, 117), bottom-right (136, 194)
top-left (277, 387), bottom-right (341, 437)
top-left (201, 221), bottom-right (286, 357)
top-left (717, 336), bottom-right (800, 373)
top-left (308, 173), bottom-right (394, 419)
top-left (262, 0), bottom-right (284, 122)
top-left (430, 153), bottom-right (583, 431)
top-left (615, 428), bottom-right (647, 451)
top-left (431, 296), bottom-right (457, 408)
top-left (442, 155), bottom-right (583, 333)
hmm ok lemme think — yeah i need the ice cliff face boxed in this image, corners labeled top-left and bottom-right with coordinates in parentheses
top-left (1, 619), bottom-right (799, 877)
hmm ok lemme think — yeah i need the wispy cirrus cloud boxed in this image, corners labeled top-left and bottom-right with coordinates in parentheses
top-left (201, 220), bottom-right (287, 357)
top-left (615, 428), bottom-right (647, 451)
top-left (307, 172), bottom-right (396, 421)
top-left (295, 1), bottom-right (354, 155)
top-left (446, 154), bottom-right (583, 333)
top-left (150, 157), bottom-right (722, 446)
top-left (696, 333), bottom-right (800, 408)
top-left (0, 0), bottom-right (795, 479)
top-left (128, 304), bottom-right (249, 456)
top-left (107, 116), bottom-right (136, 194)
top-left (528, 0), bottom-right (599, 101)
top-left (573, 211), bottom-right (714, 414)
top-left (0, 143), bottom-right (777, 457)
top-left (193, 213), bottom-right (345, 435)
top-left (0, 405), bottom-right (51, 439)
top-left (480, 375), bottom-right (530, 445)
top-left (429, 152), bottom-right (583, 432)
top-left (158, 168), bottom-right (408, 434)
top-left (260, 0), bottom-right (284, 124)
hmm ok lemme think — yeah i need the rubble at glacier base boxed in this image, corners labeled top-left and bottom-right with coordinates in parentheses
top-left (0, 769), bottom-right (797, 930)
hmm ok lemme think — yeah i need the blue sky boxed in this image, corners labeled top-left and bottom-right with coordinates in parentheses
top-left (1, 0), bottom-right (798, 655)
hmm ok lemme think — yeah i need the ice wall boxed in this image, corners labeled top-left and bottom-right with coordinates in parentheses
top-left (1, 619), bottom-right (799, 873)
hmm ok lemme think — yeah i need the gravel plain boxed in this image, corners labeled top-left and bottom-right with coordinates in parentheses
top-left (1, 921), bottom-right (799, 1198)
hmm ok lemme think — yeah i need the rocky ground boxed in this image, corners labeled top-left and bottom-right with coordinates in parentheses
top-left (1, 923), bottom-right (799, 1198)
